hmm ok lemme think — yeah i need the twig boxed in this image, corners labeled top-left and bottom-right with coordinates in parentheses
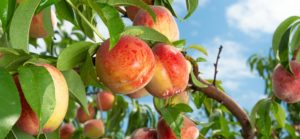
top-left (213, 45), bottom-right (223, 86)
top-left (186, 55), bottom-right (256, 139)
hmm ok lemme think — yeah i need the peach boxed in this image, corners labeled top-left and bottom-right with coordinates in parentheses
top-left (145, 43), bottom-right (189, 98)
top-left (76, 104), bottom-right (95, 123)
top-left (60, 123), bottom-right (75, 139)
top-left (127, 88), bottom-right (150, 99)
top-left (96, 36), bottom-right (156, 94)
top-left (130, 128), bottom-right (157, 139)
top-left (83, 119), bottom-right (105, 138)
top-left (133, 6), bottom-right (179, 42)
top-left (126, 0), bottom-right (154, 21)
top-left (157, 116), bottom-right (199, 139)
top-left (15, 64), bottom-right (69, 135)
top-left (96, 91), bottom-right (115, 111)
top-left (272, 61), bottom-right (300, 103)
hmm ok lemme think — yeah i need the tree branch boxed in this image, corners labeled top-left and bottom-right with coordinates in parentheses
top-left (213, 45), bottom-right (223, 86)
top-left (185, 55), bottom-right (255, 139)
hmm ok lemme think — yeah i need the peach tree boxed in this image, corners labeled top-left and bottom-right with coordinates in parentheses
top-left (0, 0), bottom-right (299, 138)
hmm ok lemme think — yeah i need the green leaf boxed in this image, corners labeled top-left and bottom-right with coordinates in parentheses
top-left (18, 65), bottom-right (56, 132)
top-left (6, 127), bottom-right (35, 139)
top-left (0, 68), bottom-right (21, 139)
top-left (272, 16), bottom-right (300, 57)
top-left (196, 57), bottom-right (207, 62)
top-left (284, 123), bottom-right (298, 138)
top-left (0, 48), bottom-right (31, 72)
top-left (188, 44), bottom-right (208, 56)
top-left (290, 23), bottom-right (300, 52)
top-left (278, 28), bottom-right (293, 74)
top-left (250, 98), bottom-right (269, 128)
top-left (9, 0), bottom-right (41, 53)
top-left (64, 97), bottom-right (77, 120)
top-left (57, 42), bottom-right (95, 71)
top-left (271, 101), bottom-right (286, 128)
top-left (122, 26), bottom-right (170, 43)
top-left (88, 0), bottom-right (124, 49)
top-left (41, 7), bottom-right (54, 38)
top-left (37, 0), bottom-right (60, 13)
top-left (0, 0), bottom-right (16, 32)
top-left (98, 0), bottom-right (156, 22)
top-left (55, 0), bottom-right (75, 23)
top-left (191, 91), bottom-right (206, 109)
top-left (190, 71), bottom-right (207, 88)
top-left (62, 70), bottom-right (89, 114)
top-left (256, 99), bottom-right (272, 136)
top-left (184, 0), bottom-right (198, 19)
top-left (80, 54), bottom-right (103, 88)
top-left (172, 39), bottom-right (186, 48)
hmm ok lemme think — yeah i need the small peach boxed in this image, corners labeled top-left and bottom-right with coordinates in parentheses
top-left (96, 91), bottom-right (115, 111)
top-left (126, 0), bottom-right (154, 21)
top-left (131, 128), bottom-right (157, 139)
top-left (83, 119), bottom-right (105, 138)
top-left (76, 104), bottom-right (95, 123)
top-left (127, 88), bottom-right (150, 99)
top-left (60, 123), bottom-right (75, 139)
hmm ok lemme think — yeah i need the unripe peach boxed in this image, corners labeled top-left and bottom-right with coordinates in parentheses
top-left (272, 61), bottom-right (300, 103)
top-left (127, 88), bottom-right (150, 99)
top-left (133, 6), bottom-right (179, 42)
top-left (15, 64), bottom-right (69, 135)
top-left (96, 36), bottom-right (156, 94)
top-left (76, 104), bottom-right (95, 123)
top-left (157, 116), bottom-right (199, 139)
top-left (96, 91), bottom-right (115, 111)
top-left (83, 119), bottom-right (105, 138)
top-left (131, 128), bottom-right (157, 139)
top-left (60, 123), bottom-right (75, 139)
top-left (146, 43), bottom-right (189, 98)
top-left (126, 0), bottom-right (154, 21)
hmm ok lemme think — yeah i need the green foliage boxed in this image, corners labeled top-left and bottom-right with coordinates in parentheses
top-left (0, 68), bottom-right (21, 139)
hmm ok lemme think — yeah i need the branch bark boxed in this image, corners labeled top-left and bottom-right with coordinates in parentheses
top-left (186, 56), bottom-right (256, 139)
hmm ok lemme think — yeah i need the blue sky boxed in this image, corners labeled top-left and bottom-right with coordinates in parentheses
top-left (168, 0), bottom-right (300, 110)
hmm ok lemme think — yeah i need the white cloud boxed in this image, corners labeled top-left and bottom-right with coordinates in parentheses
top-left (226, 0), bottom-right (300, 34)
top-left (195, 37), bottom-right (255, 92)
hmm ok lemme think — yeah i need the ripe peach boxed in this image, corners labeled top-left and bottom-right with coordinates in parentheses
top-left (133, 6), bottom-right (179, 42)
top-left (83, 119), bottom-right (105, 138)
top-left (127, 88), bottom-right (150, 99)
top-left (146, 43), bottom-right (189, 98)
top-left (15, 64), bottom-right (69, 135)
top-left (60, 123), bottom-right (75, 139)
top-left (76, 104), bottom-right (95, 123)
top-left (272, 61), bottom-right (300, 103)
top-left (96, 91), bottom-right (115, 111)
top-left (157, 116), bottom-right (199, 139)
top-left (126, 0), bottom-right (154, 21)
top-left (96, 36), bottom-right (156, 94)
top-left (131, 128), bottom-right (157, 139)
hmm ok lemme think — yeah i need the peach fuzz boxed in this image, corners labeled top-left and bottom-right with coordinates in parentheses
top-left (15, 64), bottom-right (69, 135)
top-left (157, 116), bottom-right (199, 139)
top-left (146, 43), bottom-right (189, 98)
top-left (83, 119), bottom-right (105, 138)
top-left (97, 91), bottom-right (115, 111)
top-left (76, 103), bottom-right (95, 123)
top-left (133, 6), bottom-right (179, 42)
top-left (126, 0), bottom-right (154, 21)
top-left (272, 61), bottom-right (300, 103)
top-left (60, 123), bottom-right (75, 139)
top-left (96, 36), bottom-right (156, 94)
top-left (130, 128), bottom-right (157, 139)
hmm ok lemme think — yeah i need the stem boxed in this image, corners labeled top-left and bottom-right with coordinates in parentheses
top-left (65, 0), bottom-right (106, 41)
top-left (186, 55), bottom-right (256, 139)
top-left (213, 45), bottom-right (223, 86)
